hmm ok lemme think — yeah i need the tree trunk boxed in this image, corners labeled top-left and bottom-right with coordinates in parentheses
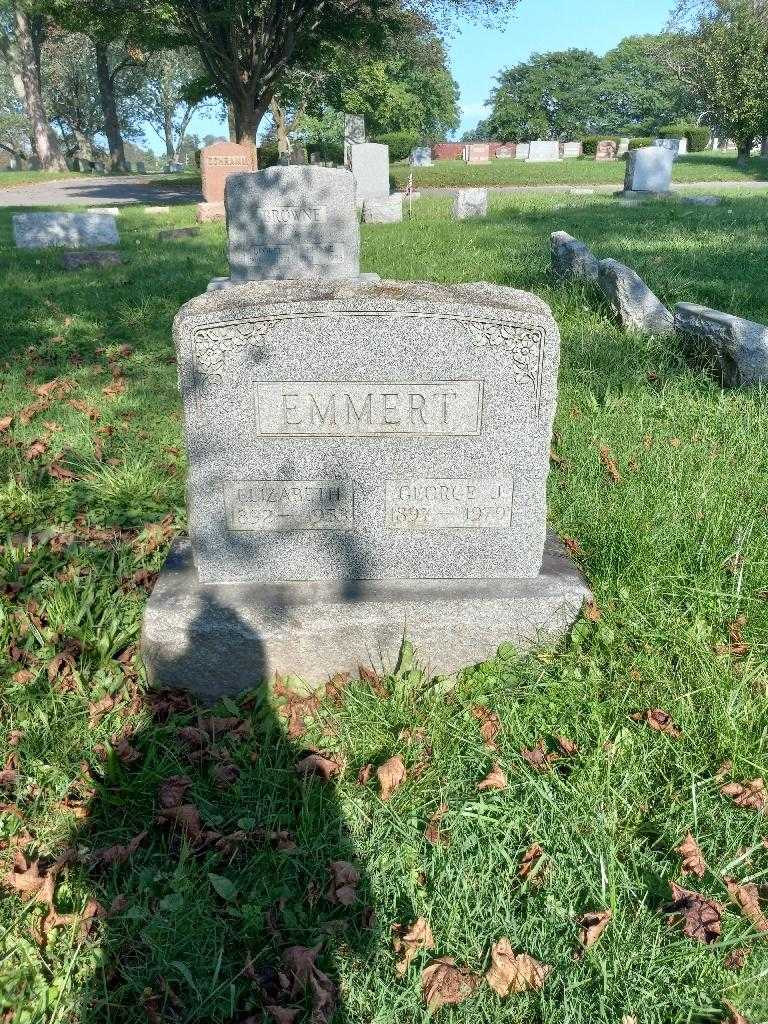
top-left (736, 136), bottom-right (753, 168)
top-left (163, 108), bottom-right (175, 161)
top-left (233, 93), bottom-right (270, 165)
top-left (11, 6), bottom-right (67, 170)
top-left (270, 98), bottom-right (291, 158)
top-left (94, 41), bottom-right (127, 172)
top-left (760, 135), bottom-right (768, 157)
top-left (227, 104), bottom-right (237, 142)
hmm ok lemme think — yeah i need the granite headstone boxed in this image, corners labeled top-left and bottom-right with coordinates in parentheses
top-left (344, 114), bottom-right (366, 167)
top-left (349, 143), bottom-right (390, 203)
top-left (527, 141), bottom-right (561, 162)
top-left (464, 143), bottom-right (490, 163)
top-left (224, 166), bottom-right (360, 283)
top-left (13, 212), bottom-right (119, 249)
top-left (199, 141), bottom-right (257, 221)
top-left (453, 188), bottom-right (488, 219)
top-left (675, 302), bottom-right (768, 385)
top-left (620, 146), bottom-right (674, 196)
top-left (562, 142), bottom-right (583, 158)
top-left (595, 140), bottom-right (617, 161)
top-left (515, 143), bottom-right (530, 160)
top-left (409, 147), bottom-right (433, 166)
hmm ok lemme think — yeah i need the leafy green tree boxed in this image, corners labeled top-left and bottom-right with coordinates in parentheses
top-left (482, 48), bottom-right (606, 140)
top-left (664, 0), bottom-right (768, 165)
top-left (136, 47), bottom-right (209, 161)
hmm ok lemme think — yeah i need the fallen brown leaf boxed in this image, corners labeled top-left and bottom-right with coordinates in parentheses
top-left (554, 735), bottom-right (579, 757)
top-left (471, 705), bottom-right (500, 748)
top-left (562, 535), bottom-right (584, 557)
top-left (0, 415), bottom-right (12, 432)
top-left (88, 693), bottom-right (116, 728)
top-left (724, 947), bottom-right (748, 972)
top-left (212, 761), bottom-right (240, 788)
top-left (577, 909), bottom-right (612, 949)
top-left (392, 917), bottom-right (434, 976)
top-left (357, 763), bottom-right (373, 785)
top-left (265, 1009), bottom-right (300, 1024)
top-left (714, 615), bottom-right (750, 657)
top-left (424, 803), bottom-right (449, 846)
top-left (327, 860), bottom-right (359, 906)
top-left (102, 377), bottom-right (125, 398)
top-left (599, 445), bottom-right (621, 483)
top-left (68, 399), bottom-right (100, 420)
top-left (282, 944), bottom-right (336, 1024)
top-left (518, 843), bottom-right (545, 883)
top-left (724, 877), bottom-right (768, 933)
top-left (377, 756), bottom-right (406, 801)
top-left (89, 831), bottom-right (147, 867)
top-left (359, 663), bottom-right (388, 699)
top-left (723, 1000), bottom-right (749, 1024)
top-left (156, 804), bottom-right (204, 841)
top-left (485, 939), bottom-right (550, 996)
top-left (676, 833), bottom-right (707, 878)
top-left (631, 708), bottom-right (681, 738)
top-left (583, 598), bottom-right (601, 622)
top-left (665, 881), bottom-right (723, 943)
top-left (477, 763), bottom-right (507, 791)
top-left (422, 956), bottom-right (479, 1009)
top-left (24, 438), bottom-right (49, 461)
top-left (158, 775), bottom-right (192, 809)
top-left (520, 739), bottom-right (559, 771)
top-left (295, 750), bottom-right (341, 781)
top-left (720, 778), bottom-right (766, 813)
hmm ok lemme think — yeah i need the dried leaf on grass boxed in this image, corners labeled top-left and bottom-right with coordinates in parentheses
top-left (156, 804), bottom-right (204, 842)
top-left (485, 939), bottom-right (550, 996)
top-left (723, 1000), bottom-right (749, 1024)
top-left (724, 878), bottom-right (768, 933)
top-left (422, 957), bottom-right (479, 1009)
top-left (676, 833), bottom-right (707, 878)
top-left (295, 750), bottom-right (342, 781)
top-left (89, 831), bottom-right (147, 868)
top-left (577, 909), bottom-right (612, 949)
top-left (471, 706), bottom-right (500, 748)
top-left (359, 663), bottom-right (388, 699)
top-left (599, 445), bottom-right (621, 483)
top-left (724, 947), bottom-right (748, 972)
top-left (714, 615), bottom-right (750, 658)
top-left (377, 755), bottom-right (406, 801)
top-left (282, 944), bottom-right (336, 1024)
top-left (631, 708), bottom-right (681, 738)
top-left (518, 843), bottom-right (545, 883)
top-left (327, 861), bottom-right (359, 906)
top-left (424, 804), bottom-right (449, 846)
top-left (157, 775), bottom-right (192, 809)
top-left (720, 778), bottom-right (766, 813)
top-left (392, 918), bottom-right (434, 975)
top-left (477, 763), bottom-right (507, 791)
top-left (665, 882), bottom-right (723, 943)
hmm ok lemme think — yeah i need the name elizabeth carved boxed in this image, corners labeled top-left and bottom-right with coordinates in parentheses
top-left (190, 311), bottom-right (548, 417)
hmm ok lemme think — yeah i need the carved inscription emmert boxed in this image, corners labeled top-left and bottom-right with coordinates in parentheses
top-left (386, 478), bottom-right (514, 530)
top-left (256, 381), bottom-right (483, 436)
top-left (225, 480), bottom-right (353, 531)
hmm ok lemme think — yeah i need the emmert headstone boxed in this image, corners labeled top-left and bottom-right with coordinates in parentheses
top-left (142, 278), bottom-right (590, 699)
top-left (224, 165), bottom-right (360, 283)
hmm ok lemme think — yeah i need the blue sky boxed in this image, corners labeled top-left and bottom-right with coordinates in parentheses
top-left (183, 0), bottom-right (677, 147)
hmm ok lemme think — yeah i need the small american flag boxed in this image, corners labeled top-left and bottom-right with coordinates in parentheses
top-left (405, 172), bottom-right (414, 218)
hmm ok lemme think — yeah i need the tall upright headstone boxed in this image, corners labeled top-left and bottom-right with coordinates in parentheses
top-left (527, 141), bottom-right (561, 162)
top-left (198, 141), bottom-right (257, 223)
top-left (617, 146), bottom-right (674, 198)
top-left (464, 143), bottom-right (490, 164)
top-left (515, 143), bottom-right (530, 160)
top-left (222, 166), bottom-right (360, 284)
top-left (561, 142), bottom-right (583, 158)
top-left (349, 143), bottom-right (390, 204)
top-left (344, 114), bottom-right (366, 167)
top-left (143, 278), bottom-right (590, 699)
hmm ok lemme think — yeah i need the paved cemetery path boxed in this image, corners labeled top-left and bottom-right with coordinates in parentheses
top-left (0, 174), bottom-right (201, 207)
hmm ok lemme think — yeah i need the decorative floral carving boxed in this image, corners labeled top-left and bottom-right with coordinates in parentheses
top-left (193, 320), bottom-right (274, 402)
top-left (466, 319), bottom-right (546, 396)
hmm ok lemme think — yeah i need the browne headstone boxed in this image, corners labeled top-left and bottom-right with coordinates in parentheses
top-left (618, 146), bottom-right (674, 197)
top-left (198, 141), bottom-right (257, 222)
top-left (349, 143), bottom-right (390, 204)
top-left (453, 188), bottom-right (487, 220)
top-left (13, 212), bottom-right (119, 250)
top-left (344, 114), bottom-right (366, 167)
top-left (527, 141), bottom-right (561, 162)
top-left (409, 147), bottom-right (433, 167)
top-left (224, 166), bottom-right (360, 283)
top-left (464, 143), bottom-right (490, 163)
top-left (142, 277), bottom-right (590, 699)
top-left (595, 140), bottom-right (617, 161)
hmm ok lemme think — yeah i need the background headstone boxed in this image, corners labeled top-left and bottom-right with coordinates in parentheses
top-left (595, 140), bottom-right (618, 160)
top-left (621, 146), bottom-right (674, 195)
top-left (675, 302), bottom-right (768, 385)
top-left (495, 145), bottom-right (515, 158)
top-left (363, 194), bottom-right (403, 223)
top-left (13, 212), bottom-right (119, 249)
top-left (527, 141), bottom-right (561, 162)
top-left (515, 143), bottom-right (530, 160)
top-left (201, 141), bottom-right (257, 204)
top-left (617, 137), bottom-right (630, 157)
top-left (464, 143), bottom-right (490, 163)
top-left (550, 231), bottom-right (598, 281)
top-left (453, 188), bottom-right (488, 219)
top-left (409, 147), bottom-right (433, 166)
top-left (562, 142), bottom-right (583, 158)
top-left (224, 166), bottom-right (360, 282)
top-left (62, 250), bottom-right (122, 270)
top-left (598, 258), bottom-right (674, 335)
top-left (349, 143), bottom-right (390, 203)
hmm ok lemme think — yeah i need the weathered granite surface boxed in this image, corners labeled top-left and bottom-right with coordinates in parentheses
top-left (598, 258), bottom-right (674, 335)
top-left (201, 142), bottom-right (256, 203)
top-left (410, 147), bottom-right (432, 166)
top-left (349, 143), bottom-right (389, 201)
top-left (362, 194), bottom-right (403, 223)
top-left (596, 140), bottom-right (618, 160)
top-left (562, 142), bottom-right (583, 158)
top-left (142, 534), bottom-right (591, 699)
top-left (453, 188), bottom-right (488, 219)
top-left (13, 212), bottom-right (119, 249)
top-left (62, 250), bottom-right (122, 270)
top-left (224, 166), bottom-right (360, 282)
top-left (623, 146), bottom-right (674, 194)
top-left (675, 302), bottom-right (768, 385)
top-left (196, 201), bottom-right (225, 222)
top-left (464, 143), bottom-right (490, 163)
top-left (172, 277), bottom-right (558, 584)
top-left (527, 141), bottom-right (561, 162)
top-left (87, 206), bottom-right (120, 216)
top-left (550, 231), bottom-right (598, 281)
top-left (515, 144), bottom-right (530, 160)
top-left (682, 195), bottom-right (721, 206)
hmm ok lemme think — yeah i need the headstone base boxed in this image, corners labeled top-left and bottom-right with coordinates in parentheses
top-left (196, 201), bottom-right (225, 222)
top-left (614, 189), bottom-right (673, 200)
top-left (206, 272), bottom-right (381, 292)
top-left (141, 535), bottom-right (591, 703)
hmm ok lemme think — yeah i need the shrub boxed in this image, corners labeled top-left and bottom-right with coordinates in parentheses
top-left (657, 123), bottom-right (710, 152)
top-left (258, 143), bottom-right (280, 168)
top-left (628, 137), bottom-right (654, 150)
top-left (371, 131), bottom-right (421, 162)
top-left (580, 135), bottom-right (620, 156)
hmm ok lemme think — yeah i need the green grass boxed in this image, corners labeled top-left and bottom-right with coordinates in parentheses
top-left (0, 171), bottom-right (92, 189)
top-left (1, 193), bottom-right (767, 1024)
top-left (390, 151), bottom-right (768, 188)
